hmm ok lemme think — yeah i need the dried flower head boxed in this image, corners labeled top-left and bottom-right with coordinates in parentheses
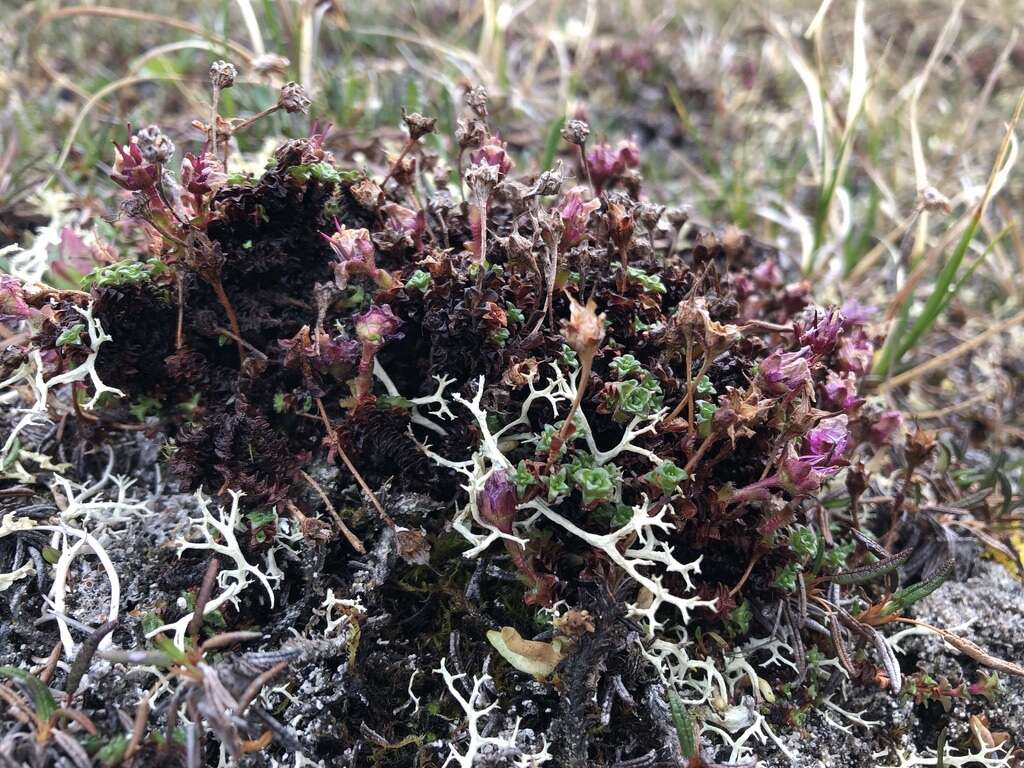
top-left (561, 119), bottom-right (591, 146)
top-left (278, 81), bottom-right (311, 114)
top-left (402, 109), bottom-right (437, 140)
top-left (209, 60), bottom-right (237, 89)
top-left (561, 295), bottom-right (606, 361)
top-left (135, 124), bottom-right (176, 163)
top-left (464, 84), bottom-right (489, 116)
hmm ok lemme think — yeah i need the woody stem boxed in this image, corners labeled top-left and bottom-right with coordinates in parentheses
top-left (209, 278), bottom-right (245, 365)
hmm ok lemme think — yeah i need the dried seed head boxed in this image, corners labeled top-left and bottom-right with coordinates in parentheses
top-left (455, 117), bottom-right (488, 150)
top-left (401, 109), bottom-right (437, 140)
top-left (350, 178), bottom-right (383, 210)
top-left (905, 427), bottom-right (937, 469)
top-left (561, 295), bottom-right (606, 361)
top-left (666, 205), bottom-right (690, 228)
top-left (395, 527), bottom-right (431, 565)
top-left (278, 81), bottom-right (311, 114)
top-left (185, 231), bottom-right (226, 283)
top-left (561, 119), bottom-right (591, 146)
top-left (209, 60), bottom-right (238, 90)
top-left (633, 201), bottom-right (665, 233)
top-left (606, 200), bottom-right (635, 251)
top-left (118, 191), bottom-right (151, 220)
top-left (136, 124), bottom-right (176, 163)
top-left (464, 162), bottom-right (501, 201)
top-left (464, 85), bottom-right (489, 117)
top-left (530, 160), bottom-right (565, 197)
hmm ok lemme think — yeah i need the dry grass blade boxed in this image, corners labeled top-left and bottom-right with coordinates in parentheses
top-left (898, 618), bottom-right (1024, 678)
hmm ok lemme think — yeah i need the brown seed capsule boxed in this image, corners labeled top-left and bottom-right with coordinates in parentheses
top-left (455, 117), bottom-right (488, 150)
top-left (905, 427), bottom-right (937, 469)
top-left (209, 60), bottom-right (237, 90)
top-left (350, 178), bottom-right (383, 210)
top-left (278, 81), bottom-right (311, 114)
top-left (561, 119), bottom-right (591, 146)
top-left (606, 200), bottom-right (634, 251)
top-left (402, 110), bottom-right (436, 140)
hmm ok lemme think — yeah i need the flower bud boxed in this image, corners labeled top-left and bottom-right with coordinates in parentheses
top-left (0, 276), bottom-right (30, 323)
top-left (869, 410), bottom-right (904, 447)
top-left (823, 370), bottom-right (864, 412)
top-left (796, 307), bottom-right (843, 356)
top-left (806, 415), bottom-right (849, 461)
top-left (478, 470), bottom-right (517, 532)
top-left (180, 152), bottom-right (226, 197)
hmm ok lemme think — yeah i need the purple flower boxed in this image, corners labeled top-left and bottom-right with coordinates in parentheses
top-left (354, 304), bottom-right (401, 345)
top-left (869, 410), bottom-right (904, 447)
top-left (751, 259), bottom-right (782, 289)
top-left (758, 349), bottom-right (812, 397)
top-left (558, 186), bottom-right (601, 248)
top-left (797, 307), bottom-right (844, 356)
top-left (838, 330), bottom-right (874, 375)
top-left (780, 454), bottom-right (828, 495)
top-left (180, 152), bottom-right (226, 197)
top-left (587, 139), bottom-right (639, 192)
top-left (323, 222), bottom-right (395, 290)
top-left (0, 275), bottom-right (30, 323)
top-left (111, 134), bottom-right (159, 192)
top-left (806, 415), bottom-right (849, 462)
top-left (839, 299), bottom-right (876, 328)
top-left (470, 135), bottom-right (514, 177)
top-left (381, 202), bottom-right (425, 241)
top-left (823, 370), bottom-right (865, 412)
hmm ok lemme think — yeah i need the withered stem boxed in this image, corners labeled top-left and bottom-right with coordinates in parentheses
top-left (209, 278), bottom-right (246, 365)
top-left (314, 397), bottom-right (388, 520)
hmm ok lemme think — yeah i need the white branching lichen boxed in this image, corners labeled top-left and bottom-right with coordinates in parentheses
top-left (1, 301), bottom-right (124, 470)
top-left (875, 744), bottom-right (1013, 767)
top-left (434, 657), bottom-right (551, 767)
top-left (148, 490), bottom-right (277, 646)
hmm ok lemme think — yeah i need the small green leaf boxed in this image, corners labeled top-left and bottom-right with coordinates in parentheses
top-left (0, 666), bottom-right (57, 721)
top-left (56, 324), bottom-right (85, 347)
top-left (669, 692), bottom-right (696, 758)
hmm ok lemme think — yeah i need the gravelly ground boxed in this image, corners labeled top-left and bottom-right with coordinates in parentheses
top-left (757, 559), bottom-right (1024, 767)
